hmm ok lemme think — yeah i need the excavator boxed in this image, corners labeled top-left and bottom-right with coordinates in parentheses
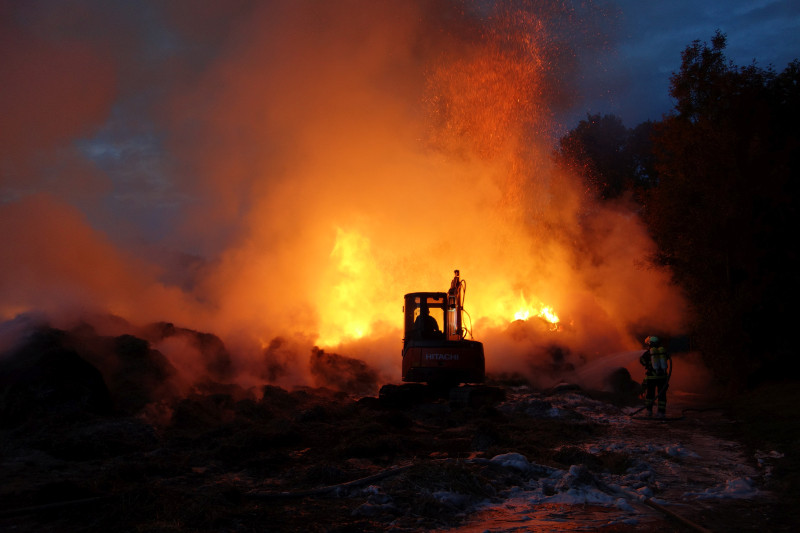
top-left (379, 270), bottom-right (502, 407)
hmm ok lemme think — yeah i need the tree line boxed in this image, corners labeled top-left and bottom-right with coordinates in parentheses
top-left (556, 31), bottom-right (800, 388)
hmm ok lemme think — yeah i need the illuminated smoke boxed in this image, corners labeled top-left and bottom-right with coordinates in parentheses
top-left (1, 1), bottom-right (688, 391)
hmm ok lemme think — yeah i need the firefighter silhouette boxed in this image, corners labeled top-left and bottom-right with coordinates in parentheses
top-left (640, 335), bottom-right (671, 417)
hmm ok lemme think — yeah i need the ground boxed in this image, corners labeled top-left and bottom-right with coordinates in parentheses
top-left (1, 378), bottom-right (797, 532)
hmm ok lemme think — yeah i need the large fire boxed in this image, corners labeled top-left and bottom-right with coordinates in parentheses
top-left (295, 2), bottom-right (574, 351)
top-left (1, 1), bottom-right (688, 390)
top-left (315, 227), bottom-right (563, 347)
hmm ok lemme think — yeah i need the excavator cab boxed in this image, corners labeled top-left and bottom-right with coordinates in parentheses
top-left (401, 270), bottom-right (485, 386)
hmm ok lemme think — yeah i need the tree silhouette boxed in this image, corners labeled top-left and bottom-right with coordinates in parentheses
top-left (645, 31), bottom-right (800, 386)
top-left (555, 113), bottom-right (657, 201)
top-left (557, 32), bottom-right (800, 387)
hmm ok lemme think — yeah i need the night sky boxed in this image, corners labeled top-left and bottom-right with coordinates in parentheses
top-left (576, 0), bottom-right (800, 126)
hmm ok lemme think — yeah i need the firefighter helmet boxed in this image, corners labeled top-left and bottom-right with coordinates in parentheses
top-left (645, 335), bottom-right (660, 346)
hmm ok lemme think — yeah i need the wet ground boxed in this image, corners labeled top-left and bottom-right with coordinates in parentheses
top-left (0, 384), bottom-right (793, 532)
top-left (445, 389), bottom-right (785, 532)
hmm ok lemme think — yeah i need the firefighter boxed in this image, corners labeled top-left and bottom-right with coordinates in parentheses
top-left (640, 335), bottom-right (671, 417)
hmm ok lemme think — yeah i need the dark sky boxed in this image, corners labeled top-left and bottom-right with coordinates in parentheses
top-left (573, 0), bottom-right (800, 127)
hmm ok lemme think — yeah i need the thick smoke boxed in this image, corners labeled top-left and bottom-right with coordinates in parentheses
top-left (1, 0), bottom-right (690, 394)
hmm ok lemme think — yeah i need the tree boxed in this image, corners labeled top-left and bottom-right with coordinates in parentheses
top-left (645, 31), bottom-right (800, 386)
top-left (556, 113), bottom-right (657, 201)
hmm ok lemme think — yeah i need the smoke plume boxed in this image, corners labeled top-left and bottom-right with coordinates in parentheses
top-left (1, 0), bottom-right (689, 393)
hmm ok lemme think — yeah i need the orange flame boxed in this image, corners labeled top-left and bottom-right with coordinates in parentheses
top-left (512, 291), bottom-right (560, 329)
top-left (316, 227), bottom-right (377, 346)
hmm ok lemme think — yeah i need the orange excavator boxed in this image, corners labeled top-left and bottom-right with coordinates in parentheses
top-left (401, 269), bottom-right (485, 386)
top-left (380, 270), bottom-right (502, 407)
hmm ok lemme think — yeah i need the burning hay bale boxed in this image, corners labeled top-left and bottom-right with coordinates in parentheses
top-left (0, 327), bottom-right (113, 427)
top-left (308, 346), bottom-right (379, 396)
top-left (105, 333), bottom-right (178, 414)
top-left (0, 320), bottom-right (244, 423)
top-left (259, 336), bottom-right (296, 382)
top-left (143, 322), bottom-right (233, 382)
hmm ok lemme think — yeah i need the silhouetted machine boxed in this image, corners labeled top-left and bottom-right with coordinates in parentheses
top-left (401, 270), bottom-right (485, 386)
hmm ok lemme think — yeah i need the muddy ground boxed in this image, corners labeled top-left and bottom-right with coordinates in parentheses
top-left (1, 381), bottom-right (796, 532)
top-left (1, 323), bottom-right (797, 532)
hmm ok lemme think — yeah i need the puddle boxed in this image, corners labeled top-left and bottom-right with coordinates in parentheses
top-left (446, 501), bottom-right (647, 532)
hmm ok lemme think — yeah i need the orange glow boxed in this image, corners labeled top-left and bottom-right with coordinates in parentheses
top-left (512, 292), bottom-right (560, 329)
top-left (296, 4), bottom-right (568, 349)
top-left (1, 1), bottom-right (689, 392)
top-left (316, 228), bottom-right (376, 346)
top-left (538, 305), bottom-right (560, 326)
top-left (514, 309), bottom-right (531, 321)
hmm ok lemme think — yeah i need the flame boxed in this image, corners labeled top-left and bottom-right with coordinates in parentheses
top-left (538, 305), bottom-right (560, 326)
top-left (313, 227), bottom-right (566, 346)
top-left (514, 308), bottom-right (531, 321)
top-left (512, 291), bottom-right (560, 329)
top-left (315, 227), bottom-right (376, 346)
